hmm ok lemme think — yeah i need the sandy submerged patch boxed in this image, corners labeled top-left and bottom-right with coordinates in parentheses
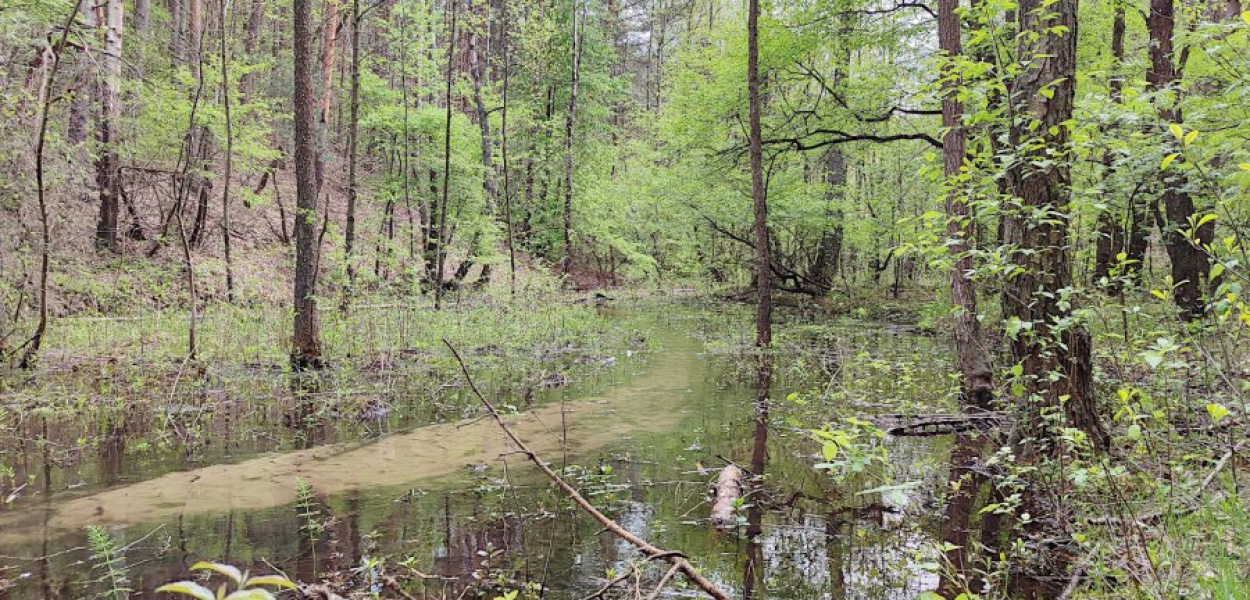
top-left (0, 337), bottom-right (700, 547)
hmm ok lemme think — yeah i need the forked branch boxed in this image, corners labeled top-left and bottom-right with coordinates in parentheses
top-left (443, 339), bottom-right (731, 600)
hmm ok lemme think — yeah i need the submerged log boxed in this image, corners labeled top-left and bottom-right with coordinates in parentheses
top-left (877, 412), bottom-right (1007, 437)
top-left (710, 464), bottom-right (744, 530)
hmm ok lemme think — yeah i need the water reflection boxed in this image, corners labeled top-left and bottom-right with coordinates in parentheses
top-left (0, 306), bottom-right (964, 600)
top-left (743, 354), bottom-right (772, 600)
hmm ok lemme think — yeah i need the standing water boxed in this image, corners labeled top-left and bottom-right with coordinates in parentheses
top-left (0, 302), bottom-right (956, 599)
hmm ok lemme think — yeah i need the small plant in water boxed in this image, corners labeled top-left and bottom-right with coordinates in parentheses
top-left (156, 562), bottom-right (296, 600)
top-left (88, 525), bottom-right (131, 600)
top-left (295, 478), bottom-right (325, 540)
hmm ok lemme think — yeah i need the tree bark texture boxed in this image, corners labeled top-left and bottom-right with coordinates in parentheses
top-left (1148, 0), bottom-right (1213, 319)
top-left (292, 0), bottom-right (324, 368)
top-left (939, 0), bottom-right (994, 409)
top-left (94, 0), bottom-right (124, 252)
top-left (747, 0), bottom-right (771, 348)
top-left (1002, 0), bottom-right (1107, 450)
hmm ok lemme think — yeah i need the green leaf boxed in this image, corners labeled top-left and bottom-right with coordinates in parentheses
top-left (223, 591), bottom-right (276, 600)
top-left (155, 582), bottom-right (216, 600)
top-left (1207, 403), bottom-right (1230, 423)
top-left (1126, 423), bottom-right (1142, 440)
top-left (191, 562), bottom-right (244, 586)
top-left (978, 503), bottom-right (1002, 515)
top-left (1183, 130), bottom-right (1198, 146)
top-left (1169, 124), bottom-right (1184, 140)
top-left (1161, 153), bottom-right (1179, 170)
top-left (242, 576), bottom-right (296, 590)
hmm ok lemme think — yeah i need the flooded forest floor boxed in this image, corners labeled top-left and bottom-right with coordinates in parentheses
top-left (0, 291), bottom-right (1246, 600)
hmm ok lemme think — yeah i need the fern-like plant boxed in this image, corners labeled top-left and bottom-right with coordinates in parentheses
top-left (87, 525), bottom-right (131, 600)
top-left (156, 562), bottom-right (296, 600)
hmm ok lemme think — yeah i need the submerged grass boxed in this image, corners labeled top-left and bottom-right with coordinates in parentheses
top-left (0, 288), bottom-right (657, 521)
top-left (38, 287), bottom-right (632, 366)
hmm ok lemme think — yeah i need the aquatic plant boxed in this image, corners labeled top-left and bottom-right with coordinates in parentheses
top-left (156, 562), bottom-right (295, 600)
top-left (87, 525), bottom-right (131, 600)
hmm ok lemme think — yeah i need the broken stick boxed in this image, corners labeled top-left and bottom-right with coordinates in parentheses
top-left (443, 339), bottom-right (731, 600)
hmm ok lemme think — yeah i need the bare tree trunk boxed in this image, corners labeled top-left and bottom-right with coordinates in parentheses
top-left (939, 0), bottom-right (993, 408)
top-left (293, 0), bottom-right (324, 368)
top-left (171, 0), bottom-right (186, 64)
top-left (436, 0), bottom-right (458, 310)
top-left (175, 202), bottom-right (198, 359)
top-left (813, 149), bottom-right (845, 294)
top-left (398, 9), bottom-right (413, 279)
top-left (219, 0), bottom-right (235, 302)
top-left (94, 0), bottom-right (124, 253)
top-left (560, 0), bottom-right (582, 275)
top-left (501, 9), bottom-right (516, 296)
top-left (469, 0), bottom-right (494, 285)
top-left (321, 0), bottom-right (340, 124)
top-left (185, 0), bottom-right (212, 250)
top-left (1003, 0), bottom-right (1107, 451)
top-left (68, 3), bottom-right (98, 206)
top-left (747, 0), bottom-right (770, 348)
top-left (342, 0), bottom-right (361, 309)
top-left (1148, 0), bottom-right (1212, 319)
top-left (135, 0), bottom-right (150, 36)
top-left (1093, 2), bottom-right (1127, 289)
top-left (242, 0), bottom-right (264, 103)
top-left (18, 1), bottom-right (84, 369)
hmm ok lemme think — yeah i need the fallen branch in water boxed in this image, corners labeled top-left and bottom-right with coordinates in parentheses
top-left (581, 565), bottom-right (636, 600)
top-left (876, 412), bottom-right (1007, 437)
top-left (443, 339), bottom-right (732, 600)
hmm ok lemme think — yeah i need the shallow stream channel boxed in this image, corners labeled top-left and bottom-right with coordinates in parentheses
top-left (0, 299), bottom-right (960, 599)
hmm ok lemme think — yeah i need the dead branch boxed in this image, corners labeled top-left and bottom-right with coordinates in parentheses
top-left (443, 340), bottom-right (732, 600)
top-left (876, 412), bottom-right (1008, 437)
top-left (580, 566), bottom-right (635, 600)
top-left (710, 465), bottom-right (744, 530)
top-left (646, 562), bottom-right (683, 600)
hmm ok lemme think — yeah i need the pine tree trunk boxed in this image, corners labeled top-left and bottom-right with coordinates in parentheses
top-left (939, 0), bottom-right (994, 409)
top-left (343, 0), bottom-right (361, 305)
top-left (321, 0), bottom-right (340, 124)
top-left (1003, 0), bottom-right (1107, 451)
top-left (292, 0), bottom-right (323, 368)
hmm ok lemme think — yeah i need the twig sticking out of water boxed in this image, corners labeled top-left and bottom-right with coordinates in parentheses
top-left (442, 339), bottom-right (732, 600)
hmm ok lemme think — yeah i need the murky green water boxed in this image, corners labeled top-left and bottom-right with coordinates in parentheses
top-left (0, 301), bottom-right (957, 599)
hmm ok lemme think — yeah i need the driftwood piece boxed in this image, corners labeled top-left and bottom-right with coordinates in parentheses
top-left (444, 340), bottom-right (732, 600)
top-left (710, 465), bottom-right (743, 530)
top-left (876, 412), bottom-right (1007, 437)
